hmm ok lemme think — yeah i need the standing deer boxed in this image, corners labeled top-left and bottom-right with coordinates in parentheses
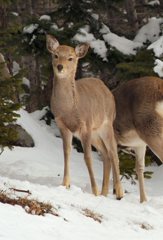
top-left (113, 76), bottom-right (163, 202)
top-left (46, 35), bottom-right (123, 199)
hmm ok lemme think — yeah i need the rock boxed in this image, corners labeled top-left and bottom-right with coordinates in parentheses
top-left (9, 124), bottom-right (34, 147)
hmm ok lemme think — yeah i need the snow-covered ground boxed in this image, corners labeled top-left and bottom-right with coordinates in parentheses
top-left (0, 109), bottom-right (163, 240)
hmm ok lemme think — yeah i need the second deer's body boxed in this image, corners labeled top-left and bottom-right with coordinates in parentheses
top-left (113, 76), bottom-right (163, 202)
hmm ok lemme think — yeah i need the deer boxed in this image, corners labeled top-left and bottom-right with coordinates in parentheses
top-left (113, 76), bottom-right (163, 202)
top-left (46, 34), bottom-right (123, 199)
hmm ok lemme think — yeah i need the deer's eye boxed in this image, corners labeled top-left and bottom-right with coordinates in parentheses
top-left (68, 57), bottom-right (73, 61)
top-left (54, 54), bottom-right (58, 59)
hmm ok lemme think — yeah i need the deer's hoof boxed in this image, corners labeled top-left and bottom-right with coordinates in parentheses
top-left (115, 184), bottom-right (124, 200)
top-left (62, 180), bottom-right (70, 189)
top-left (101, 189), bottom-right (108, 197)
top-left (92, 187), bottom-right (99, 196)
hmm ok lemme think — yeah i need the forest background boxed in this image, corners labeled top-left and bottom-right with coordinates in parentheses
top-left (0, 0), bottom-right (163, 175)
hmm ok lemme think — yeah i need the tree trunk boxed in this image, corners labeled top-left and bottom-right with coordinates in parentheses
top-left (26, 0), bottom-right (33, 15)
top-left (105, 2), bottom-right (116, 29)
top-left (125, 0), bottom-right (139, 32)
top-left (44, 0), bottom-right (50, 10)
top-left (15, 0), bottom-right (21, 13)
top-left (0, 6), bottom-right (8, 29)
top-left (160, 0), bottom-right (163, 8)
top-left (21, 55), bottom-right (43, 112)
top-left (142, 0), bottom-right (148, 4)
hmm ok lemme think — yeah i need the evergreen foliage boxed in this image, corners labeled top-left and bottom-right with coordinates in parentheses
top-left (0, 0), bottom-right (22, 152)
top-left (0, 62), bottom-right (21, 151)
top-left (116, 49), bottom-right (156, 81)
top-left (119, 150), bottom-right (153, 183)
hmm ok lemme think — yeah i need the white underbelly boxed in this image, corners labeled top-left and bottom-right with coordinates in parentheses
top-left (118, 130), bottom-right (146, 147)
top-left (155, 101), bottom-right (163, 118)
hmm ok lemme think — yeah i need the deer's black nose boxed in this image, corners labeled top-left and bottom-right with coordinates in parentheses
top-left (57, 64), bottom-right (63, 71)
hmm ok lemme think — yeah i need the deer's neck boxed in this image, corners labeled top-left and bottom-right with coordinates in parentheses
top-left (52, 75), bottom-right (78, 117)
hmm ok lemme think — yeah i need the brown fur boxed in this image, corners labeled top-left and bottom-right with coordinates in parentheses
top-left (113, 76), bottom-right (163, 202)
top-left (47, 35), bottom-right (123, 198)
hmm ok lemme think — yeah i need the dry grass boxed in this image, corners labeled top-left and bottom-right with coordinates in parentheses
top-left (82, 208), bottom-right (103, 223)
top-left (0, 191), bottom-right (59, 217)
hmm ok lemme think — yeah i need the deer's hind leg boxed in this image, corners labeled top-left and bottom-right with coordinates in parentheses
top-left (135, 115), bottom-right (163, 202)
top-left (92, 136), bottom-right (112, 196)
top-left (136, 115), bottom-right (163, 163)
top-left (143, 135), bottom-right (163, 163)
top-left (136, 111), bottom-right (163, 162)
top-left (81, 131), bottom-right (99, 196)
top-left (100, 123), bottom-right (123, 200)
top-left (133, 145), bottom-right (147, 203)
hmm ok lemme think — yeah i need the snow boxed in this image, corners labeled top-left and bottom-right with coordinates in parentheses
top-left (90, 40), bottom-right (108, 61)
top-left (147, 0), bottom-right (160, 6)
top-left (103, 32), bottom-right (142, 55)
top-left (1, 109), bottom-right (163, 239)
top-left (68, 22), bottom-right (74, 28)
top-left (22, 77), bottom-right (30, 87)
top-left (101, 18), bottom-right (163, 55)
top-left (100, 24), bottom-right (111, 35)
top-left (73, 26), bottom-right (108, 61)
top-left (148, 36), bottom-right (163, 57)
top-left (11, 12), bottom-right (19, 16)
top-left (72, 18), bottom-right (163, 59)
top-left (12, 61), bottom-right (20, 76)
top-left (134, 17), bottom-right (163, 44)
top-left (23, 24), bottom-right (39, 34)
top-left (51, 23), bottom-right (64, 31)
top-left (73, 24), bottom-right (141, 58)
top-left (100, 23), bottom-right (142, 55)
top-left (154, 59), bottom-right (163, 77)
top-left (39, 15), bottom-right (51, 21)
top-left (29, 34), bottom-right (37, 45)
top-left (51, 23), bottom-right (58, 30)
top-left (91, 13), bottom-right (99, 20)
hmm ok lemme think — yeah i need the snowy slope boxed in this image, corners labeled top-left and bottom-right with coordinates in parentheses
top-left (0, 109), bottom-right (163, 240)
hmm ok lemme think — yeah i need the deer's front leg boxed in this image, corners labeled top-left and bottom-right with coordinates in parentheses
top-left (81, 132), bottom-right (99, 196)
top-left (59, 125), bottom-right (72, 189)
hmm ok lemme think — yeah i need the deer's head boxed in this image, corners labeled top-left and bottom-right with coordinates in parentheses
top-left (46, 35), bottom-right (89, 79)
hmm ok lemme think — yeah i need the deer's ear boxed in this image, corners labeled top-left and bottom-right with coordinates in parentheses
top-left (75, 43), bottom-right (89, 58)
top-left (46, 35), bottom-right (59, 53)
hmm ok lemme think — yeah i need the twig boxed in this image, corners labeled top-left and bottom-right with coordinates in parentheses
top-left (9, 188), bottom-right (32, 195)
top-left (121, 148), bottom-right (135, 157)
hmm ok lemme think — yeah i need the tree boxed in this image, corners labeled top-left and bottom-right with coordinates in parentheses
top-left (124, 0), bottom-right (139, 32)
top-left (0, 0), bottom-right (16, 28)
top-left (0, 53), bottom-right (20, 152)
